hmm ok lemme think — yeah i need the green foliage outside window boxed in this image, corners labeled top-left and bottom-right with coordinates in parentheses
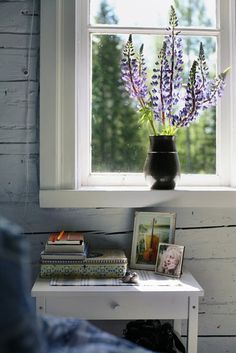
top-left (92, 0), bottom-right (217, 174)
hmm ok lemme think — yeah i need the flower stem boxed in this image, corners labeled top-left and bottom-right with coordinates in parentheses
top-left (149, 112), bottom-right (157, 135)
top-left (127, 50), bottom-right (146, 109)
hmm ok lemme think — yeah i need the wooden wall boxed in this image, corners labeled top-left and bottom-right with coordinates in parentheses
top-left (0, 1), bottom-right (236, 352)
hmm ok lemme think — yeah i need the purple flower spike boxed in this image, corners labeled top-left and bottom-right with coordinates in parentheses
top-left (121, 6), bottom-right (229, 136)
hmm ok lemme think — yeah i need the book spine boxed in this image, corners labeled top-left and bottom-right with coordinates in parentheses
top-left (41, 256), bottom-right (86, 261)
top-left (40, 263), bottom-right (127, 278)
top-left (41, 259), bottom-right (85, 264)
top-left (41, 258), bottom-right (128, 264)
top-left (45, 244), bottom-right (85, 253)
top-left (84, 258), bottom-right (127, 265)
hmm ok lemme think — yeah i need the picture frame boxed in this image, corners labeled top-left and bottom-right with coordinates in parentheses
top-left (155, 243), bottom-right (185, 278)
top-left (130, 211), bottom-right (176, 270)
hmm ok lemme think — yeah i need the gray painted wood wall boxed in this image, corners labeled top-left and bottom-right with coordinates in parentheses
top-left (0, 1), bottom-right (235, 352)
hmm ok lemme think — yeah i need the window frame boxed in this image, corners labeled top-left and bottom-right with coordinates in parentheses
top-left (40, 0), bottom-right (236, 208)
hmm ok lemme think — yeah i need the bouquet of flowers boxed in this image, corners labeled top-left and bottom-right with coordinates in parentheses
top-left (121, 6), bottom-right (229, 136)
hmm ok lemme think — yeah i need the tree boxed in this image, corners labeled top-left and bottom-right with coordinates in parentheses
top-left (92, 1), bottom-right (147, 172)
top-left (175, 0), bottom-right (216, 174)
top-left (92, 0), bottom-right (217, 174)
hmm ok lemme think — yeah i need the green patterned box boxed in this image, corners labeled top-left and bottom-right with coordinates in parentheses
top-left (40, 249), bottom-right (128, 278)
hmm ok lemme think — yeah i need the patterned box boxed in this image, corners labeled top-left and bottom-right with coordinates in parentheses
top-left (40, 249), bottom-right (128, 279)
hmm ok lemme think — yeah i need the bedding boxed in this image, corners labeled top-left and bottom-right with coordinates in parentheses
top-left (0, 217), bottom-right (154, 353)
top-left (40, 315), bottom-right (153, 353)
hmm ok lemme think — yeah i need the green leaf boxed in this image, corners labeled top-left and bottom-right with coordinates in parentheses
top-left (169, 5), bottom-right (178, 27)
top-left (219, 66), bottom-right (231, 81)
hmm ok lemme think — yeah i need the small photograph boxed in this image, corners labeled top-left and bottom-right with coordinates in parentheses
top-left (155, 243), bottom-right (185, 278)
top-left (130, 212), bottom-right (176, 270)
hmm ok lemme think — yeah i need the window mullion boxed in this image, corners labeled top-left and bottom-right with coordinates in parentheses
top-left (88, 25), bottom-right (220, 37)
top-left (217, 0), bottom-right (231, 186)
top-left (229, 0), bottom-right (236, 186)
top-left (77, 0), bottom-right (91, 187)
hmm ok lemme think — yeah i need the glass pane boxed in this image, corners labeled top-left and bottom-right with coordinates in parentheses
top-left (90, 0), bottom-right (216, 28)
top-left (91, 32), bottom-right (217, 174)
top-left (91, 33), bottom-right (148, 173)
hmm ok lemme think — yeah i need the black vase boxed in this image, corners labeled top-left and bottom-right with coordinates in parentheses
top-left (144, 135), bottom-right (181, 190)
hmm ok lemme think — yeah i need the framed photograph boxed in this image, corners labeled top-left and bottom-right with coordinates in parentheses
top-left (155, 243), bottom-right (185, 278)
top-left (130, 212), bottom-right (176, 270)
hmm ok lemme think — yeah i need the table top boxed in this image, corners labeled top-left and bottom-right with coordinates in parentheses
top-left (32, 269), bottom-right (204, 297)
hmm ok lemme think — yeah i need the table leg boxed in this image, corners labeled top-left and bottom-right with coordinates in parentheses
top-left (187, 296), bottom-right (199, 353)
top-left (36, 296), bottom-right (46, 314)
top-left (173, 319), bottom-right (182, 336)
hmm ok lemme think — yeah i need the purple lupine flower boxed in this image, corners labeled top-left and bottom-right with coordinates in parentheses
top-left (121, 35), bottom-right (149, 108)
top-left (120, 6), bottom-right (229, 135)
top-left (150, 10), bottom-right (183, 130)
top-left (151, 42), bottom-right (172, 124)
top-left (175, 45), bottom-right (229, 128)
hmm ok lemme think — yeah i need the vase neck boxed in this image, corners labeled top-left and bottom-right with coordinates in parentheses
top-left (149, 135), bottom-right (177, 152)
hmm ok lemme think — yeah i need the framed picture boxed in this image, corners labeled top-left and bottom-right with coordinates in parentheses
top-left (155, 243), bottom-right (185, 278)
top-left (130, 212), bottom-right (176, 270)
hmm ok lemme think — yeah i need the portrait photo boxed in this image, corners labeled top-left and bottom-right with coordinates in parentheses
top-left (130, 212), bottom-right (176, 270)
top-left (155, 243), bottom-right (185, 278)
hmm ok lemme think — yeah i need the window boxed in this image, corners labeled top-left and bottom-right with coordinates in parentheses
top-left (40, 0), bottom-right (236, 208)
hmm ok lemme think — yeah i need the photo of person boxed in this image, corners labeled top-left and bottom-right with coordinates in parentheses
top-left (155, 243), bottom-right (185, 278)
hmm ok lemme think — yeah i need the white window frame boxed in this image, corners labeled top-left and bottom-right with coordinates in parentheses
top-left (40, 0), bottom-right (236, 208)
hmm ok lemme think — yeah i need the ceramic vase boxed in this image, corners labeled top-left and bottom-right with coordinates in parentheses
top-left (143, 135), bottom-right (181, 190)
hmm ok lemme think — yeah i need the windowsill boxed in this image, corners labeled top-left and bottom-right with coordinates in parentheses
top-left (40, 186), bottom-right (236, 208)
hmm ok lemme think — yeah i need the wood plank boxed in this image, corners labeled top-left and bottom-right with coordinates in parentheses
top-left (180, 336), bottom-right (236, 353)
top-left (0, 143), bottom-right (38, 154)
top-left (175, 227), bottom-right (236, 259)
top-left (184, 259), bottom-right (236, 304)
top-left (0, 33), bottom-right (39, 49)
top-left (0, 49), bottom-right (38, 81)
top-left (0, 82), bottom-right (38, 127)
top-left (143, 206), bottom-right (236, 227)
top-left (0, 2), bottom-right (39, 34)
top-left (198, 336), bottom-right (236, 353)
top-left (1, 206), bottom-right (236, 233)
top-left (0, 205), bottom-right (135, 232)
top-left (0, 154), bottom-right (38, 202)
top-left (0, 128), bottom-right (37, 143)
top-left (198, 303), bottom-right (236, 336)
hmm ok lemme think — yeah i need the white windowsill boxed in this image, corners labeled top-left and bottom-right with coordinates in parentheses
top-left (40, 186), bottom-right (236, 208)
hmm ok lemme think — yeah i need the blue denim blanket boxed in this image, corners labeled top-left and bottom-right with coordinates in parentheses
top-left (0, 217), bottom-right (153, 353)
top-left (40, 315), bottom-right (152, 353)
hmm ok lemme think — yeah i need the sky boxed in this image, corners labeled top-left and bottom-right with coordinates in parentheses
top-left (90, 0), bottom-right (216, 28)
top-left (90, 0), bottom-right (217, 72)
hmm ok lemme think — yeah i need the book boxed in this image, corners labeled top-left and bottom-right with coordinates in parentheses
top-left (40, 244), bottom-right (89, 260)
top-left (45, 231), bottom-right (85, 253)
top-left (44, 243), bottom-right (85, 253)
top-left (47, 231), bottom-right (84, 245)
top-left (40, 249), bottom-right (128, 278)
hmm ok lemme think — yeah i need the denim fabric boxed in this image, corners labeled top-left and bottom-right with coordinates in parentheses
top-left (40, 315), bottom-right (153, 353)
top-left (0, 217), bottom-right (43, 353)
top-left (0, 217), bottom-right (153, 353)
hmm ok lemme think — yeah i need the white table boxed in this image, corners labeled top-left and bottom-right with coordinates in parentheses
top-left (31, 270), bottom-right (203, 353)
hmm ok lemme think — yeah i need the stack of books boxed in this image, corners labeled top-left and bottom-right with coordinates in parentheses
top-left (41, 231), bottom-right (87, 259)
top-left (40, 231), bottom-right (128, 279)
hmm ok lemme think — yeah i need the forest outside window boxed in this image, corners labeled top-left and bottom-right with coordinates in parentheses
top-left (40, 0), bottom-right (236, 207)
top-left (78, 0), bottom-right (233, 187)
